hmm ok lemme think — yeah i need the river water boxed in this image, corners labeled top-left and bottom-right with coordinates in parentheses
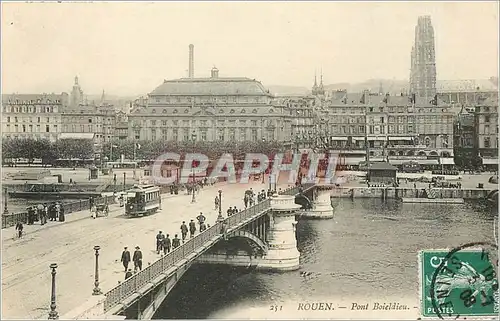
top-left (153, 199), bottom-right (497, 319)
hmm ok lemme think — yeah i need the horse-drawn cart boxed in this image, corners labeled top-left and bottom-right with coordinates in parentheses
top-left (95, 201), bottom-right (109, 217)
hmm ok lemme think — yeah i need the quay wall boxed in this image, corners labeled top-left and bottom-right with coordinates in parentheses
top-left (331, 187), bottom-right (494, 200)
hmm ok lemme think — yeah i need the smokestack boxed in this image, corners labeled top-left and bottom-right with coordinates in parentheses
top-left (188, 44), bottom-right (194, 78)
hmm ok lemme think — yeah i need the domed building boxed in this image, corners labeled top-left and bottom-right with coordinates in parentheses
top-left (128, 67), bottom-right (289, 142)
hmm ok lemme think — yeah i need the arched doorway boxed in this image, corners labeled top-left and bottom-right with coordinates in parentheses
top-left (407, 150), bottom-right (415, 156)
top-left (429, 151), bottom-right (439, 156)
top-left (417, 151), bottom-right (427, 157)
top-left (398, 151), bottom-right (404, 156)
top-left (388, 151), bottom-right (396, 156)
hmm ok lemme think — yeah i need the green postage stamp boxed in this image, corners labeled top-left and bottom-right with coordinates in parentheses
top-left (419, 242), bottom-right (499, 319)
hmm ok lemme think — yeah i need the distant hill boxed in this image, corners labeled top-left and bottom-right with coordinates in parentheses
top-left (267, 85), bottom-right (310, 96)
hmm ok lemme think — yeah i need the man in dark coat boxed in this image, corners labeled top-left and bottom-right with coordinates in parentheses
top-left (156, 231), bottom-right (165, 254)
top-left (132, 246), bottom-right (143, 272)
top-left (180, 221), bottom-right (188, 241)
top-left (120, 247), bottom-right (131, 272)
top-left (189, 220), bottom-right (196, 238)
top-left (58, 205), bottom-right (65, 222)
top-left (15, 221), bottom-right (23, 238)
top-left (172, 234), bottom-right (180, 249)
top-left (163, 234), bottom-right (171, 254)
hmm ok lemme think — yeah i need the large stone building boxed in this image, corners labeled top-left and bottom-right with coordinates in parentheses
top-left (1, 93), bottom-right (69, 142)
top-left (475, 96), bottom-right (498, 166)
top-left (410, 15), bottom-right (437, 99)
top-left (453, 106), bottom-right (478, 168)
top-left (128, 67), bottom-right (288, 142)
top-left (320, 91), bottom-right (454, 166)
top-left (437, 78), bottom-right (498, 106)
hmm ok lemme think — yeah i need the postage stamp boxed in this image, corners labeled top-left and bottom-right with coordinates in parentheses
top-left (419, 242), bottom-right (499, 319)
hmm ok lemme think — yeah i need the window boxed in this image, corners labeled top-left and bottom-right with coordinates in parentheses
top-left (229, 129), bottom-right (235, 141)
top-left (173, 129), bottom-right (178, 141)
top-left (240, 128), bottom-right (246, 141)
top-left (408, 125), bottom-right (414, 133)
top-left (358, 125), bottom-right (365, 133)
top-left (380, 117), bottom-right (384, 123)
top-left (484, 137), bottom-right (491, 148)
top-left (218, 129), bottom-right (225, 141)
top-left (485, 116), bottom-right (490, 123)
top-left (251, 120), bottom-right (257, 126)
top-left (151, 120), bottom-right (156, 126)
top-left (201, 130), bottom-right (207, 141)
top-left (485, 125), bottom-right (490, 134)
top-left (161, 129), bottom-right (167, 140)
top-left (251, 129), bottom-right (257, 141)
top-left (15, 117), bottom-right (18, 122)
top-left (183, 128), bottom-right (189, 141)
top-left (369, 125), bottom-right (374, 134)
top-left (151, 129), bottom-right (156, 140)
top-left (36, 125), bottom-right (40, 132)
top-left (6, 116), bottom-right (10, 122)
top-left (22, 125), bottom-right (26, 132)
top-left (152, 109), bottom-right (156, 114)
top-left (46, 125), bottom-right (50, 132)
top-left (380, 126), bottom-right (385, 134)
top-left (89, 118), bottom-right (93, 123)
top-left (388, 125), bottom-right (395, 134)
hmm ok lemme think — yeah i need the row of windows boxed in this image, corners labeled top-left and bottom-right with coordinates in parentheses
top-left (3, 106), bottom-right (58, 113)
top-left (327, 106), bottom-right (451, 114)
top-left (137, 128), bottom-right (275, 142)
top-left (152, 96), bottom-right (266, 104)
top-left (62, 117), bottom-right (114, 124)
top-left (135, 107), bottom-right (273, 115)
top-left (132, 119), bottom-right (271, 127)
top-left (329, 124), bottom-right (452, 135)
top-left (4, 99), bottom-right (62, 104)
top-left (6, 116), bottom-right (55, 123)
top-left (5, 124), bottom-right (55, 133)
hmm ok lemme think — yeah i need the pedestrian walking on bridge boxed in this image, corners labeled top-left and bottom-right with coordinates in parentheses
top-left (133, 246), bottom-right (143, 272)
top-left (172, 234), bottom-right (181, 249)
top-left (120, 247), bottom-right (131, 272)
top-left (163, 234), bottom-right (171, 254)
top-left (156, 231), bottom-right (165, 254)
top-left (15, 221), bottom-right (23, 238)
top-left (214, 196), bottom-right (219, 210)
top-left (180, 221), bottom-right (188, 241)
top-left (189, 220), bottom-right (196, 238)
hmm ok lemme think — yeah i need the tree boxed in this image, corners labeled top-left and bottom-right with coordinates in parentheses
top-left (54, 139), bottom-right (94, 159)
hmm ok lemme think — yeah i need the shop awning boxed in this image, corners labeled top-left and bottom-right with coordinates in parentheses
top-left (389, 160), bottom-right (406, 165)
top-left (418, 159), bottom-right (439, 165)
top-left (440, 158), bottom-right (455, 165)
top-left (482, 158), bottom-right (499, 165)
top-left (367, 137), bottom-right (386, 141)
top-left (330, 136), bottom-right (348, 141)
top-left (352, 137), bottom-right (366, 141)
top-left (59, 133), bottom-right (95, 140)
top-left (388, 137), bottom-right (413, 141)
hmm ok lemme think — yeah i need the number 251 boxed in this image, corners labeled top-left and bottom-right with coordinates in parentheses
top-left (270, 305), bottom-right (283, 312)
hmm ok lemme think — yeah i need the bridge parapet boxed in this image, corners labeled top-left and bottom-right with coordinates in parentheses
top-left (100, 184), bottom-right (312, 318)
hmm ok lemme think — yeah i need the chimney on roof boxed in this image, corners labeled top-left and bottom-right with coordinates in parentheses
top-left (211, 66), bottom-right (219, 79)
top-left (188, 44), bottom-right (194, 78)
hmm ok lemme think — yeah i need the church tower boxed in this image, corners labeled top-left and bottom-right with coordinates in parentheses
top-left (312, 71), bottom-right (318, 95)
top-left (70, 76), bottom-right (84, 108)
top-left (318, 69), bottom-right (325, 96)
top-left (409, 15), bottom-right (437, 99)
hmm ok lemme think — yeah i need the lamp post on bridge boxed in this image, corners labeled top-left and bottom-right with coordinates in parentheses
top-left (217, 189), bottom-right (224, 223)
top-left (191, 131), bottom-right (197, 204)
top-left (261, 138), bottom-right (266, 184)
top-left (48, 263), bottom-right (59, 320)
top-left (92, 245), bottom-right (102, 295)
top-left (3, 187), bottom-right (9, 215)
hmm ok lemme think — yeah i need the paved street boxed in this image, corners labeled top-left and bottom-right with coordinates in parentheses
top-left (1, 180), bottom-right (280, 319)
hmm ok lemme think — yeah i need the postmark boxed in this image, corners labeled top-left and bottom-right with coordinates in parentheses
top-left (421, 242), bottom-right (499, 319)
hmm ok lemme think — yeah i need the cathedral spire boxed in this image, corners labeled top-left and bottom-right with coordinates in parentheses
top-left (314, 70), bottom-right (318, 87)
top-left (320, 68), bottom-right (323, 86)
top-left (100, 89), bottom-right (106, 105)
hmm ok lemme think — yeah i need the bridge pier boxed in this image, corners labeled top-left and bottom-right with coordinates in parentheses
top-left (300, 184), bottom-right (334, 219)
top-left (258, 194), bottom-right (302, 271)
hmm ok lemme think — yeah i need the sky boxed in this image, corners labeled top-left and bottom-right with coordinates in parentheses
top-left (1, 1), bottom-right (498, 97)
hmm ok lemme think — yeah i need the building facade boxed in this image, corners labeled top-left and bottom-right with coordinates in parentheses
top-left (127, 67), bottom-right (287, 143)
top-left (475, 96), bottom-right (499, 166)
top-left (453, 106), bottom-right (478, 168)
top-left (321, 91), bottom-right (454, 166)
top-left (410, 15), bottom-right (437, 99)
top-left (437, 78), bottom-right (498, 106)
top-left (60, 77), bottom-right (117, 149)
top-left (1, 93), bottom-right (69, 142)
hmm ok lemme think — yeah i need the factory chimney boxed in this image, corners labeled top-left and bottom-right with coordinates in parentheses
top-left (188, 44), bottom-right (194, 78)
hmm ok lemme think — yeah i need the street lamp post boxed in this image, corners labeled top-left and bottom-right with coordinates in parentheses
top-left (3, 187), bottom-right (9, 215)
top-left (48, 263), bottom-right (59, 320)
top-left (217, 189), bottom-right (224, 222)
top-left (92, 245), bottom-right (102, 295)
top-left (191, 131), bottom-right (197, 203)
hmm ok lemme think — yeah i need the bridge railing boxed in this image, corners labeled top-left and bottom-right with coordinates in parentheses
top-left (103, 183), bottom-right (312, 313)
top-left (1, 195), bottom-right (115, 229)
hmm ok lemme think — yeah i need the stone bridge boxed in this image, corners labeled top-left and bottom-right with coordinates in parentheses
top-left (68, 182), bottom-right (336, 320)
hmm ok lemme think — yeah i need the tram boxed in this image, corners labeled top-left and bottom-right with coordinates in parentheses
top-left (125, 184), bottom-right (161, 217)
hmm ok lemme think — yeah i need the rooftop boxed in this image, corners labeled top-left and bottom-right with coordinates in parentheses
top-left (149, 77), bottom-right (271, 96)
top-left (369, 162), bottom-right (398, 171)
top-left (436, 79), bottom-right (498, 92)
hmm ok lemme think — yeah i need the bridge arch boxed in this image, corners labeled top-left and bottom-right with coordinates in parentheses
top-left (295, 194), bottom-right (313, 209)
top-left (487, 189), bottom-right (498, 201)
top-left (227, 229), bottom-right (268, 253)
